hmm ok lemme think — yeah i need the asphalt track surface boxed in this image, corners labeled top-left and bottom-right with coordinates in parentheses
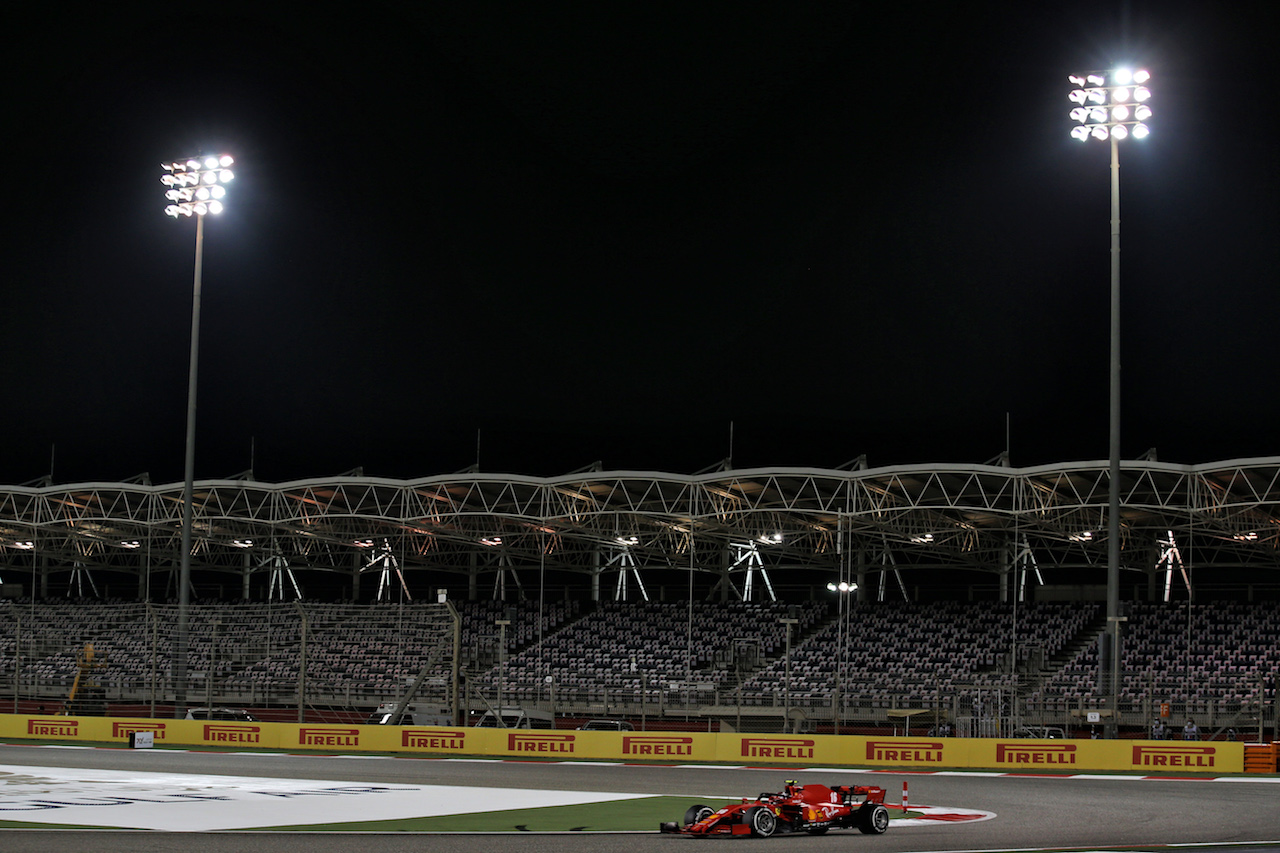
top-left (1, 744), bottom-right (1278, 853)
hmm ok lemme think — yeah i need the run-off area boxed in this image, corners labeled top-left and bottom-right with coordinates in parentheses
top-left (0, 764), bottom-right (652, 831)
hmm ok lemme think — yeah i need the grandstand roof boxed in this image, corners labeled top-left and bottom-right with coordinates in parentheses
top-left (3, 457), bottom-right (1278, 600)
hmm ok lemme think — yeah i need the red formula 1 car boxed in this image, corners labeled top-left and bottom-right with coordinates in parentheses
top-left (660, 780), bottom-right (891, 837)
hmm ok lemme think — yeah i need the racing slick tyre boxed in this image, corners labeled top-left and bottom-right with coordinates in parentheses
top-left (857, 803), bottom-right (890, 835)
top-left (745, 805), bottom-right (778, 837)
top-left (683, 804), bottom-right (715, 827)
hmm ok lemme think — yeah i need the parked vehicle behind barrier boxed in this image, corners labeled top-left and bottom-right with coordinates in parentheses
top-left (1014, 725), bottom-right (1067, 739)
top-left (365, 703), bottom-right (453, 726)
top-left (473, 708), bottom-right (555, 729)
top-left (186, 707), bottom-right (257, 721)
top-left (577, 719), bottom-right (635, 731)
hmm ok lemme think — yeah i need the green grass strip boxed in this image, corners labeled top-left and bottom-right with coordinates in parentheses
top-left (245, 796), bottom-right (737, 832)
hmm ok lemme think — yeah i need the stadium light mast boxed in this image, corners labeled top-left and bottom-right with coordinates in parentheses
top-left (161, 154), bottom-right (235, 718)
top-left (1066, 68), bottom-right (1151, 737)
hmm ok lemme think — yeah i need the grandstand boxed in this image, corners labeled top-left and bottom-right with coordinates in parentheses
top-left (1, 597), bottom-right (1276, 738)
top-left (1, 459), bottom-right (1278, 737)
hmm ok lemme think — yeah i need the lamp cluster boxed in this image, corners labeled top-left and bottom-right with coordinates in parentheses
top-left (1067, 69), bottom-right (1151, 141)
top-left (161, 155), bottom-right (234, 217)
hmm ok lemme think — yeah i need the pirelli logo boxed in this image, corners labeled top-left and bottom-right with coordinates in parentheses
top-left (995, 742), bottom-right (1077, 765)
top-left (203, 724), bottom-right (261, 744)
top-left (508, 733), bottom-right (576, 753)
top-left (622, 735), bottom-right (694, 757)
top-left (865, 740), bottom-right (945, 763)
top-left (28, 718), bottom-right (79, 737)
top-left (299, 727), bottom-right (360, 747)
top-left (402, 729), bottom-right (466, 750)
top-left (113, 721), bottom-right (167, 740)
top-left (741, 737), bottom-right (815, 760)
top-left (1132, 745), bottom-right (1216, 768)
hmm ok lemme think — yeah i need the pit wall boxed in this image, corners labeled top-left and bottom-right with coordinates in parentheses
top-left (0, 714), bottom-right (1244, 774)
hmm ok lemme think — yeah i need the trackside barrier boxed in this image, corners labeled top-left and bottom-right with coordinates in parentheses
top-left (0, 714), bottom-right (1246, 774)
top-left (1243, 743), bottom-right (1278, 773)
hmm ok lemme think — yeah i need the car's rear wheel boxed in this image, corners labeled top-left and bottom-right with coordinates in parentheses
top-left (746, 806), bottom-right (778, 837)
top-left (683, 804), bottom-right (714, 826)
top-left (858, 803), bottom-right (890, 834)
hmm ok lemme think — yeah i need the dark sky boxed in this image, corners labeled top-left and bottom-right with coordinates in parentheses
top-left (3, 2), bottom-right (1277, 485)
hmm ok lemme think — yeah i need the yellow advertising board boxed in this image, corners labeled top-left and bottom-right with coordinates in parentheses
top-left (0, 714), bottom-right (1243, 773)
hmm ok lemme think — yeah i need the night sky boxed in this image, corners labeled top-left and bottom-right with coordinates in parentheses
top-left (3, 2), bottom-right (1277, 486)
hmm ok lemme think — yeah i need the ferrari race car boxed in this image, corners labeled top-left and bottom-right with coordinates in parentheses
top-left (660, 780), bottom-right (891, 837)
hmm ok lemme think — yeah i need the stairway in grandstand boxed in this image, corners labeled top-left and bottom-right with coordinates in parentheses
top-left (1039, 608), bottom-right (1108, 681)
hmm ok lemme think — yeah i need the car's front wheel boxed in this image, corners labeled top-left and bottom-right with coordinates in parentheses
top-left (745, 805), bottom-right (778, 837)
top-left (683, 804), bottom-right (714, 826)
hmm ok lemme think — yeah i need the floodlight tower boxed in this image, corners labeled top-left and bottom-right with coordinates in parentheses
top-left (1066, 68), bottom-right (1151, 737)
top-left (161, 154), bottom-right (235, 717)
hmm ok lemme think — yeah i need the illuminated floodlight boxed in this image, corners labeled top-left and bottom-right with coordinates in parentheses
top-left (1066, 69), bottom-right (1150, 142)
top-left (161, 153), bottom-right (234, 217)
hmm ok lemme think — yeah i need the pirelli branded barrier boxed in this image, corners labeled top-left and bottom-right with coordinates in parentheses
top-left (0, 715), bottom-right (1245, 774)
